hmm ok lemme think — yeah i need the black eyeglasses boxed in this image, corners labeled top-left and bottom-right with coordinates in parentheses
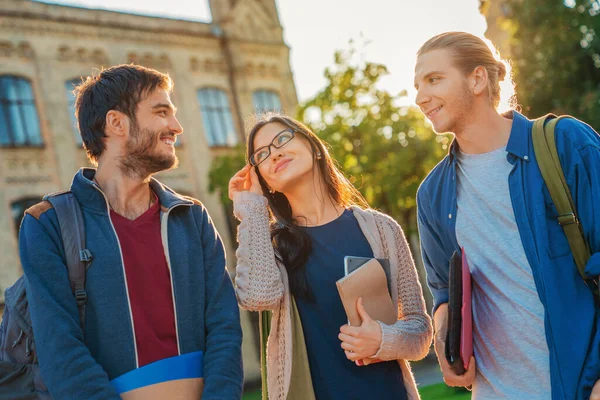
top-left (250, 128), bottom-right (295, 166)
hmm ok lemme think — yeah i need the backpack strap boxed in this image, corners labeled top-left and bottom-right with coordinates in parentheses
top-left (532, 114), bottom-right (597, 298)
top-left (43, 191), bottom-right (92, 329)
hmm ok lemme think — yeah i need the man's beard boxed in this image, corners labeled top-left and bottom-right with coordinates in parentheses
top-left (118, 123), bottom-right (179, 179)
top-left (444, 82), bottom-right (475, 135)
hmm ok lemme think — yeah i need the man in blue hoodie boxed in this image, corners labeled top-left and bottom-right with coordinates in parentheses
top-left (19, 64), bottom-right (243, 399)
top-left (414, 32), bottom-right (600, 399)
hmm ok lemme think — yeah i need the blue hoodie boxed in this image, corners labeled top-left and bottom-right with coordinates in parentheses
top-left (19, 168), bottom-right (243, 399)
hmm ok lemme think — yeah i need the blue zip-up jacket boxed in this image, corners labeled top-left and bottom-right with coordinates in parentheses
top-left (19, 168), bottom-right (243, 399)
top-left (417, 111), bottom-right (600, 399)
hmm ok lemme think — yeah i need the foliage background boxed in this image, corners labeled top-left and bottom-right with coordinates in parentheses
top-left (482, 0), bottom-right (600, 129)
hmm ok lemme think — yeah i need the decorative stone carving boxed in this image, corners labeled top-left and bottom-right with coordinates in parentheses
top-left (1, 153), bottom-right (51, 186)
top-left (4, 155), bottom-right (46, 173)
top-left (0, 41), bottom-right (35, 60)
top-left (190, 57), bottom-right (228, 74)
top-left (220, 0), bottom-right (282, 42)
top-left (56, 45), bottom-right (109, 65)
top-left (2, 18), bottom-right (217, 49)
top-left (17, 42), bottom-right (34, 59)
top-left (127, 52), bottom-right (171, 69)
top-left (5, 176), bottom-right (53, 184)
top-left (239, 43), bottom-right (281, 58)
top-left (0, 42), bottom-right (13, 58)
top-left (239, 61), bottom-right (279, 78)
top-left (90, 49), bottom-right (107, 65)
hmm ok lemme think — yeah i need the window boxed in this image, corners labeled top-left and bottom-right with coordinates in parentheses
top-left (65, 79), bottom-right (83, 147)
top-left (253, 90), bottom-right (282, 113)
top-left (11, 197), bottom-right (41, 239)
top-left (0, 76), bottom-right (43, 147)
top-left (196, 88), bottom-right (238, 147)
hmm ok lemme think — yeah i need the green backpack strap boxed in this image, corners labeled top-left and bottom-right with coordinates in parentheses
top-left (532, 114), bottom-right (597, 298)
top-left (259, 310), bottom-right (271, 400)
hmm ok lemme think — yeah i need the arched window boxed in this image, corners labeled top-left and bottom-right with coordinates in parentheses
top-left (196, 88), bottom-right (238, 147)
top-left (0, 76), bottom-right (43, 147)
top-left (65, 78), bottom-right (83, 147)
top-left (253, 90), bottom-right (282, 113)
top-left (11, 197), bottom-right (41, 239)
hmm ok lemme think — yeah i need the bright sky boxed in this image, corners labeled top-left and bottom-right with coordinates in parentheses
top-left (44, 0), bottom-right (488, 104)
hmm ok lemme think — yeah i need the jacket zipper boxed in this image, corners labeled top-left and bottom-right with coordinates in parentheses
top-left (92, 185), bottom-right (140, 368)
top-left (161, 204), bottom-right (193, 355)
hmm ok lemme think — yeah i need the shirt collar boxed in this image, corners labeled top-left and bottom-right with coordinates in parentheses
top-left (447, 110), bottom-right (532, 163)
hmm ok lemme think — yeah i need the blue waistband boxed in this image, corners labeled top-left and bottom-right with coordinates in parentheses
top-left (110, 351), bottom-right (204, 394)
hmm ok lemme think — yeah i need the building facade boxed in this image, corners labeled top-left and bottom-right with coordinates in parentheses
top-left (0, 0), bottom-right (299, 381)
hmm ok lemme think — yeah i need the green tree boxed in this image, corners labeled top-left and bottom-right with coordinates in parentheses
top-left (296, 48), bottom-right (448, 235)
top-left (208, 48), bottom-right (449, 237)
top-left (487, 0), bottom-right (600, 128)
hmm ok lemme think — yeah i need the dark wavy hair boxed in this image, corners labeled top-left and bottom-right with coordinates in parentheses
top-left (246, 113), bottom-right (369, 300)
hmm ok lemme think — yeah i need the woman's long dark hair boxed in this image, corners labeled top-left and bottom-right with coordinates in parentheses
top-left (246, 113), bottom-right (369, 300)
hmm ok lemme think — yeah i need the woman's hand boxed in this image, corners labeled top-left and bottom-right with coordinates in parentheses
top-left (228, 164), bottom-right (264, 200)
top-left (338, 298), bottom-right (382, 362)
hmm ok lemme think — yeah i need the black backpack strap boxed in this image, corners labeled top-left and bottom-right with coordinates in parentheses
top-left (43, 191), bottom-right (92, 329)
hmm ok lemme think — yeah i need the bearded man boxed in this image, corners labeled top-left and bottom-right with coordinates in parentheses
top-left (19, 64), bottom-right (243, 399)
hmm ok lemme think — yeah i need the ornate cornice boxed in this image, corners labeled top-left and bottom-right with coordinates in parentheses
top-left (240, 62), bottom-right (280, 78)
top-left (0, 40), bottom-right (34, 60)
top-left (1, 0), bottom-right (213, 37)
top-left (57, 45), bottom-right (109, 65)
top-left (128, 52), bottom-right (171, 70)
top-left (0, 17), bottom-right (221, 49)
top-left (190, 57), bottom-right (228, 74)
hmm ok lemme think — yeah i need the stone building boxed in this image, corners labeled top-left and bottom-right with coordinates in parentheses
top-left (0, 0), bottom-right (299, 382)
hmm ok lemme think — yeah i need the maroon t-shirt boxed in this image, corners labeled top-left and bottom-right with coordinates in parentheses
top-left (110, 195), bottom-right (178, 367)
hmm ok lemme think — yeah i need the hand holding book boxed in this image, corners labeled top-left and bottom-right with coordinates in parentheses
top-left (337, 257), bottom-right (397, 366)
top-left (338, 297), bottom-right (384, 363)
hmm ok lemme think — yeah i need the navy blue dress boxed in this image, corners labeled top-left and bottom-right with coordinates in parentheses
top-left (295, 209), bottom-right (407, 400)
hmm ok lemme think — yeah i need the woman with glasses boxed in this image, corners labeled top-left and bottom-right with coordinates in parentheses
top-left (229, 113), bottom-right (432, 400)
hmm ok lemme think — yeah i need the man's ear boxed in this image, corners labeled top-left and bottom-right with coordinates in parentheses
top-left (105, 110), bottom-right (129, 138)
top-left (471, 65), bottom-right (489, 97)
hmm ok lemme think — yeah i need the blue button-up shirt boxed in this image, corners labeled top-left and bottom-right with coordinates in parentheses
top-left (417, 111), bottom-right (600, 399)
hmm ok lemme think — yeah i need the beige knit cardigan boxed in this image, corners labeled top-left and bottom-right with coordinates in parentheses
top-left (233, 192), bottom-right (433, 400)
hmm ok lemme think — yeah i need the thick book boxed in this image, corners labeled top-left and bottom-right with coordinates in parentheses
top-left (445, 248), bottom-right (473, 375)
top-left (110, 351), bottom-right (204, 399)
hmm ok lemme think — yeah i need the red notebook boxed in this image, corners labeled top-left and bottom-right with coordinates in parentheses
top-left (460, 248), bottom-right (473, 370)
top-left (445, 248), bottom-right (473, 374)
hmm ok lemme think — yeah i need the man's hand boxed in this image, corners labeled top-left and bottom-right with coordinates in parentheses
top-left (591, 379), bottom-right (600, 400)
top-left (434, 304), bottom-right (477, 387)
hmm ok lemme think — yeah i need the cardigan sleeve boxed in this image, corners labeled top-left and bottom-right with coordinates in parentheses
top-left (372, 214), bottom-right (433, 361)
top-left (233, 191), bottom-right (285, 311)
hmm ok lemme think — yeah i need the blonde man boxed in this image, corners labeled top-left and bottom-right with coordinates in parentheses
top-left (414, 32), bottom-right (600, 399)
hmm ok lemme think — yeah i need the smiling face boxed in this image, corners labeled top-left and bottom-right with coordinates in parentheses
top-left (252, 122), bottom-right (317, 194)
top-left (414, 48), bottom-right (474, 134)
top-left (119, 88), bottom-right (183, 177)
